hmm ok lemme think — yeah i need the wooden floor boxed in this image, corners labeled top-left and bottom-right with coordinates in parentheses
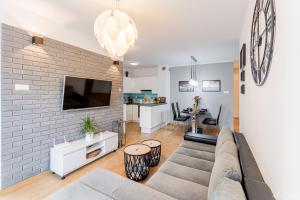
top-left (0, 123), bottom-right (185, 200)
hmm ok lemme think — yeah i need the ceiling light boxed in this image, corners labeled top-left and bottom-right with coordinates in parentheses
top-left (189, 79), bottom-right (198, 87)
top-left (94, 0), bottom-right (138, 59)
top-left (189, 56), bottom-right (198, 87)
top-left (129, 62), bottom-right (139, 66)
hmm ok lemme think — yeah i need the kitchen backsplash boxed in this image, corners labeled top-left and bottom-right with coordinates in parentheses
top-left (123, 91), bottom-right (158, 103)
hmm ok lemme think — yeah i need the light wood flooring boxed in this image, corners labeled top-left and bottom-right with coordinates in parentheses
top-left (0, 123), bottom-right (185, 200)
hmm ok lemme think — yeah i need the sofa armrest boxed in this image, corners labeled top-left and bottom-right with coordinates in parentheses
top-left (184, 133), bottom-right (217, 145)
top-left (243, 178), bottom-right (275, 200)
top-left (233, 133), bottom-right (264, 181)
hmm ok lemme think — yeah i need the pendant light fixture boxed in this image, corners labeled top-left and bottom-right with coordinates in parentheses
top-left (189, 56), bottom-right (198, 86)
top-left (94, 0), bottom-right (138, 59)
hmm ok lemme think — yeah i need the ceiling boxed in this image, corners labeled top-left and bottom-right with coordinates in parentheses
top-left (1, 0), bottom-right (250, 68)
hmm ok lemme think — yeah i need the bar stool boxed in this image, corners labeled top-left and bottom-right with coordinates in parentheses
top-left (112, 119), bottom-right (128, 148)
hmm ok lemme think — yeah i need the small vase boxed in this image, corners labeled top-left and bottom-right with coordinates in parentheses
top-left (85, 132), bottom-right (94, 141)
top-left (193, 104), bottom-right (199, 114)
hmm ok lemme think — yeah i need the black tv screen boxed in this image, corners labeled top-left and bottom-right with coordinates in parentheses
top-left (62, 76), bottom-right (112, 110)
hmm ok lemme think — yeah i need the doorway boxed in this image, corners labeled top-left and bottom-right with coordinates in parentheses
top-left (233, 61), bottom-right (240, 132)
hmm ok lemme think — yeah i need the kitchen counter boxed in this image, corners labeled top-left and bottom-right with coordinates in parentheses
top-left (139, 104), bottom-right (169, 133)
top-left (125, 103), bottom-right (167, 107)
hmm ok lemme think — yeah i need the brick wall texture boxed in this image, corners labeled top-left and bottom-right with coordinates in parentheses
top-left (0, 24), bottom-right (123, 188)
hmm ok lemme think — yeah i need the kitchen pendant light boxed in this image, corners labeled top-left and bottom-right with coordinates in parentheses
top-left (189, 56), bottom-right (198, 86)
top-left (94, 0), bottom-right (138, 59)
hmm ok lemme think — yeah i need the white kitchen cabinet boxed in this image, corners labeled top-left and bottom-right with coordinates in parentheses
top-left (132, 105), bottom-right (139, 122)
top-left (140, 104), bottom-right (169, 133)
top-left (126, 104), bottom-right (133, 121)
top-left (125, 104), bottom-right (139, 122)
top-left (123, 77), bottom-right (136, 93)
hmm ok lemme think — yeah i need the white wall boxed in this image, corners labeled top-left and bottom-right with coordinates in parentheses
top-left (239, 1), bottom-right (300, 199)
top-left (0, 0), bottom-right (109, 58)
top-left (170, 63), bottom-right (234, 128)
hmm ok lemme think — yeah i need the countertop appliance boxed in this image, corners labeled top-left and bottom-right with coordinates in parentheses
top-left (159, 97), bottom-right (166, 103)
top-left (127, 97), bottom-right (133, 104)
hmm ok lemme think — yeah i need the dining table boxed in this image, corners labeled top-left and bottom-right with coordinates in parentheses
top-left (182, 109), bottom-right (212, 134)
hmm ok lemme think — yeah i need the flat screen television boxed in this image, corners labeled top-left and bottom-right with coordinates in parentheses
top-left (62, 76), bottom-right (112, 111)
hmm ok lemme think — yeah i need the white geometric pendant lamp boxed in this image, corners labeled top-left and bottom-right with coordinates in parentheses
top-left (94, 0), bottom-right (138, 59)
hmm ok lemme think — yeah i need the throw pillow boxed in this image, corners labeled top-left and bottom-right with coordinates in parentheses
top-left (209, 177), bottom-right (246, 200)
top-left (208, 153), bottom-right (242, 199)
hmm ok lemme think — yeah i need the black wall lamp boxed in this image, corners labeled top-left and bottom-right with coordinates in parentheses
top-left (113, 60), bottom-right (120, 66)
top-left (32, 36), bottom-right (44, 45)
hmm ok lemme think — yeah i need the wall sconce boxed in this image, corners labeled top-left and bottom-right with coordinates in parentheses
top-left (32, 36), bottom-right (44, 45)
top-left (113, 60), bottom-right (120, 66)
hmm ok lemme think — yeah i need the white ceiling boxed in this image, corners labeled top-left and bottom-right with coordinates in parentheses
top-left (0, 0), bottom-right (250, 68)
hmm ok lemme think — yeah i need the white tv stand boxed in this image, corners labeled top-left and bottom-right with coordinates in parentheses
top-left (50, 131), bottom-right (118, 179)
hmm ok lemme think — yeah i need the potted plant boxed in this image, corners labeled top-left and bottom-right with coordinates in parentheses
top-left (81, 116), bottom-right (96, 141)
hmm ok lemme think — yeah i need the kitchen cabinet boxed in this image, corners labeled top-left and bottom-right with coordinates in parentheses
top-left (124, 104), bottom-right (139, 122)
top-left (139, 104), bottom-right (169, 133)
top-left (126, 105), bottom-right (133, 121)
top-left (132, 105), bottom-right (139, 122)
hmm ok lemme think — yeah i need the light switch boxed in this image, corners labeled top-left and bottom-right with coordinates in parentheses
top-left (15, 84), bottom-right (29, 91)
top-left (224, 91), bottom-right (230, 94)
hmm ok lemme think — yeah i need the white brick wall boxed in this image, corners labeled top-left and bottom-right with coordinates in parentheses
top-left (0, 24), bottom-right (123, 188)
top-left (0, 21), bottom-right (2, 189)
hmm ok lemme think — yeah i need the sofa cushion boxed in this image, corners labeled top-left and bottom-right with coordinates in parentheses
top-left (208, 153), bottom-right (242, 199)
top-left (47, 181), bottom-right (113, 200)
top-left (168, 152), bottom-right (214, 172)
top-left (79, 168), bottom-right (175, 200)
top-left (215, 127), bottom-right (234, 154)
top-left (181, 140), bottom-right (215, 153)
top-left (147, 171), bottom-right (208, 200)
top-left (209, 177), bottom-right (246, 200)
top-left (159, 161), bottom-right (211, 186)
top-left (215, 141), bottom-right (238, 158)
top-left (176, 146), bottom-right (215, 162)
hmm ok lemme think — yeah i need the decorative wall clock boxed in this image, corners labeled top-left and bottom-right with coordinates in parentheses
top-left (250, 0), bottom-right (276, 86)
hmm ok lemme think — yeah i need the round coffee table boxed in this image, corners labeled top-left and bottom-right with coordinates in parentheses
top-left (124, 144), bottom-right (151, 181)
top-left (142, 140), bottom-right (161, 167)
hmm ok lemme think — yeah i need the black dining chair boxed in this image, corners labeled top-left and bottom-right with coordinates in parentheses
top-left (202, 105), bottom-right (222, 126)
top-left (176, 102), bottom-right (190, 119)
top-left (171, 103), bottom-right (189, 127)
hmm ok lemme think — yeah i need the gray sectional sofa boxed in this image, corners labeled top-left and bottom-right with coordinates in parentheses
top-left (48, 128), bottom-right (274, 200)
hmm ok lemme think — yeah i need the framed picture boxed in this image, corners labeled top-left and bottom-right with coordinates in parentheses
top-left (240, 44), bottom-right (246, 69)
top-left (202, 80), bottom-right (221, 92)
top-left (241, 70), bottom-right (245, 82)
top-left (241, 84), bottom-right (245, 94)
top-left (179, 81), bottom-right (194, 92)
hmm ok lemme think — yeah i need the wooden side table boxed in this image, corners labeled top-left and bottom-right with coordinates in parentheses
top-left (124, 144), bottom-right (151, 181)
top-left (142, 140), bottom-right (161, 167)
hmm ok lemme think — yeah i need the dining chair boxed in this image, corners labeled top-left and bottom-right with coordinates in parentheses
top-left (202, 105), bottom-right (222, 126)
top-left (171, 103), bottom-right (189, 127)
top-left (176, 102), bottom-right (190, 119)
